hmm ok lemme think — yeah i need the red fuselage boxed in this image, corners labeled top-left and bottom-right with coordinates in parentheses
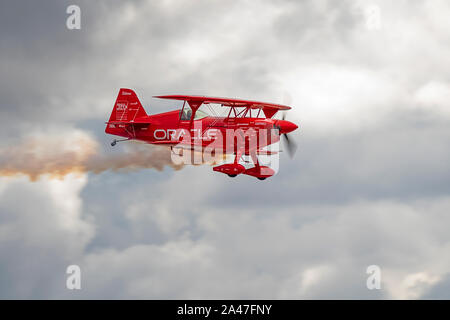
top-left (105, 89), bottom-right (298, 179)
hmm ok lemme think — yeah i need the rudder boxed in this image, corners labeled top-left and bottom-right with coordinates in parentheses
top-left (105, 88), bottom-right (148, 136)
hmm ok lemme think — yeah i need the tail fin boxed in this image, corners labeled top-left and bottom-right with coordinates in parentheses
top-left (108, 88), bottom-right (147, 123)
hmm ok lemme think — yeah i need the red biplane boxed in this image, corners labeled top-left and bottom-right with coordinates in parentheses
top-left (105, 88), bottom-right (298, 180)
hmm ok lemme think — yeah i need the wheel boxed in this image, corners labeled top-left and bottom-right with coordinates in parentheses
top-left (228, 174), bottom-right (237, 178)
top-left (257, 177), bottom-right (266, 180)
top-left (111, 140), bottom-right (117, 146)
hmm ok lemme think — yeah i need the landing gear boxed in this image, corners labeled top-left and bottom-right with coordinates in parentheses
top-left (212, 150), bottom-right (274, 180)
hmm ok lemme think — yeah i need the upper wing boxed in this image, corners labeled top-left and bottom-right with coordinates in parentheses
top-left (154, 95), bottom-right (291, 118)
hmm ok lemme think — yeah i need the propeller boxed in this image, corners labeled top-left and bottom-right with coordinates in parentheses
top-left (280, 112), bottom-right (297, 158)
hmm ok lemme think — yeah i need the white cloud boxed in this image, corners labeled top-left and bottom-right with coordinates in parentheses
top-left (386, 272), bottom-right (441, 299)
top-left (277, 64), bottom-right (402, 131)
top-left (53, 196), bottom-right (449, 299)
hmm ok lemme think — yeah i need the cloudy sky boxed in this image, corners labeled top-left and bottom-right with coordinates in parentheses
top-left (1, 0), bottom-right (450, 299)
